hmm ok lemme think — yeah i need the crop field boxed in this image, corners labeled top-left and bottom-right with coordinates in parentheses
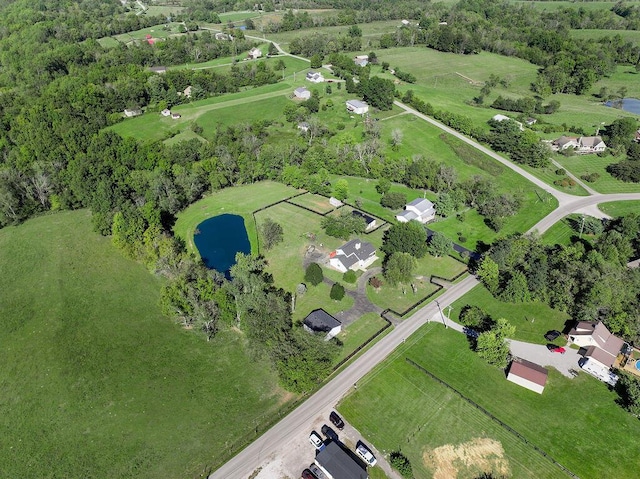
top-left (598, 199), bottom-right (640, 217)
top-left (448, 283), bottom-right (570, 344)
top-left (340, 324), bottom-right (640, 479)
top-left (554, 153), bottom-right (640, 193)
top-left (0, 210), bottom-right (291, 479)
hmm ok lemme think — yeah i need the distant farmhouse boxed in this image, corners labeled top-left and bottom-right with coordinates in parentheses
top-left (329, 239), bottom-right (377, 273)
top-left (303, 309), bottom-right (342, 341)
top-left (507, 359), bottom-right (548, 394)
top-left (396, 198), bottom-right (436, 224)
top-left (247, 47), bottom-right (262, 59)
top-left (346, 100), bottom-right (369, 115)
top-left (294, 86), bottom-right (311, 100)
top-left (306, 71), bottom-right (324, 83)
top-left (161, 108), bottom-right (171, 117)
top-left (215, 32), bottom-right (233, 41)
top-left (124, 108), bottom-right (142, 117)
top-left (552, 136), bottom-right (607, 154)
top-left (351, 210), bottom-right (376, 231)
top-left (491, 114), bottom-right (524, 131)
top-left (354, 55), bottom-right (369, 67)
top-left (149, 66), bottom-right (167, 74)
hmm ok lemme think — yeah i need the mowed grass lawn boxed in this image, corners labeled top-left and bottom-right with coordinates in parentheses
top-left (334, 312), bottom-right (389, 365)
top-left (449, 283), bottom-right (570, 344)
top-left (339, 325), bottom-right (640, 479)
top-left (598, 200), bottom-right (640, 217)
top-left (173, 181), bottom-right (301, 253)
top-left (0, 210), bottom-right (291, 479)
top-left (554, 153), bottom-right (640, 193)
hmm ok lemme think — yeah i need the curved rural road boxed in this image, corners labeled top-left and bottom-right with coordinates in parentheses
top-left (210, 98), bottom-right (640, 479)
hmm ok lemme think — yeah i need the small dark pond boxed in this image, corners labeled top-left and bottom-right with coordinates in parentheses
top-left (604, 98), bottom-right (640, 115)
top-left (194, 214), bottom-right (250, 277)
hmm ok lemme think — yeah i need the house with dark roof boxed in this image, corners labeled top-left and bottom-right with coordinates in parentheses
top-left (306, 71), bottom-right (325, 83)
top-left (507, 358), bottom-right (548, 394)
top-left (315, 441), bottom-right (368, 479)
top-left (351, 210), bottom-right (376, 231)
top-left (552, 136), bottom-right (606, 154)
top-left (396, 198), bottom-right (436, 224)
top-left (329, 239), bottom-right (377, 273)
top-left (303, 309), bottom-right (342, 340)
top-left (354, 55), bottom-right (369, 67)
top-left (569, 321), bottom-right (624, 369)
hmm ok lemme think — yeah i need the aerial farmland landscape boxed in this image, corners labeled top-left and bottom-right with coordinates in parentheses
top-left (1, 1), bottom-right (640, 478)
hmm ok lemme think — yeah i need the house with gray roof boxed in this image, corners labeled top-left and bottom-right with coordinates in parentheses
top-left (303, 309), bottom-right (342, 340)
top-left (315, 441), bottom-right (368, 479)
top-left (396, 198), bottom-right (436, 224)
top-left (552, 136), bottom-right (606, 154)
top-left (294, 86), bottom-right (311, 100)
top-left (329, 239), bottom-right (377, 273)
top-left (346, 100), bottom-right (369, 115)
top-left (351, 210), bottom-right (376, 231)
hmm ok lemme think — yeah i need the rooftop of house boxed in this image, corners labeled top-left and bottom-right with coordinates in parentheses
top-left (579, 136), bottom-right (605, 147)
top-left (570, 321), bottom-right (624, 356)
top-left (509, 359), bottom-right (548, 387)
top-left (346, 99), bottom-right (368, 109)
top-left (333, 239), bottom-right (375, 268)
top-left (294, 87), bottom-right (309, 94)
top-left (315, 441), bottom-right (368, 479)
top-left (585, 345), bottom-right (616, 368)
top-left (303, 309), bottom-right (341, 333)
top-left (407, 198), bottom-right (434, 212)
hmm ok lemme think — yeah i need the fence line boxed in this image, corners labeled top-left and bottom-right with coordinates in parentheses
top-left (405, 358), bottom-right (580, 479)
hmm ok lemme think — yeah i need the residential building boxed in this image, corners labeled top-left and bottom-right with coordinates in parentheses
top-left (329, 239), bottom-right (377, 273)
top-left (552, 136), bottom-right (607, 154)
top-left (315, 441), bottom-right (368, 479)
top-left (294, 87), bottom-right (311, 100)
top-left (354, 55), bottom-right (369, 67)
top-left (124, 108), bottom-right (142, 117)
top-left (215, 32), bottom-right (233, 41)
top-left (303, 309), bottom-right (342, 340)
top-left (351, 210), bottom-right (376, 231)
top-left (507, 359), bottom-right (548, 394)
top-left (247, 47), bottom-right (262, 59)
top-left (306, 71), bottom-right (325, 83)
top-left (396, 198), bottom-right (436, 224)
top-left (329, 197), bottom-right (343, 207)
top-left (346, 100), bottom-right (369, 115)
top-left (569, 321), bottom-right (625, 369)
top-left (491, 114), bottom-right (524, 130)
top-left (161, 109), bottom-right (171, 117)
top-left (171, 113), bottom-right (181, 119)
top-left (182, 86), bottom-right (192, 98)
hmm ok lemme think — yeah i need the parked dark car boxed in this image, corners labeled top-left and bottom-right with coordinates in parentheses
top-left (321, 424), bottom-right (339, 442)
top-left (301, 468), bottom-right (316, 479)
top-left (329, 411), bottom-right (344, 430)
top-left (309, 464), bottom-right (327, 479)
top-left (544, 330), bottom-right (561, 341)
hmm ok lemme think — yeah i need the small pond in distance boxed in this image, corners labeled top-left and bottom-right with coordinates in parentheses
top-left (604, 98), bottom-right (640, 115)
top-left (194, 214), bottom-right (250, 277)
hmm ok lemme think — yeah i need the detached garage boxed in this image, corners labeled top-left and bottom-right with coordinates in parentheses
top-left (507, 358), bottom-right (548, 394)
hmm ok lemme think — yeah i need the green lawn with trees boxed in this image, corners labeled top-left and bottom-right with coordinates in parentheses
top-left (339, 324), bottom-right (640, 479)
top-left (0, 210), bottom-right (291, 479)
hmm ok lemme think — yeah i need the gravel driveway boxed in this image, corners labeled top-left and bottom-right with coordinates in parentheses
top-left (508, 339), bottom-right (580, 378)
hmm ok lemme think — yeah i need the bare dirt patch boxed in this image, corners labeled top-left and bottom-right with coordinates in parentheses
top-left (423, 437), bottom-right (511, 479)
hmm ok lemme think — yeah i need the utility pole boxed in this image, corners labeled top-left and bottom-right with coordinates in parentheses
top-left (579, 214), bottom-right (585, 239)
top-left (435, 300), bottom-right (447, 329)
top-left (447, 305), bottom-right (453, 321)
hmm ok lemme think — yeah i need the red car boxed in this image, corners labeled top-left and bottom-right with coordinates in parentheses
top-left (547, 345), bottom-right (566, 354)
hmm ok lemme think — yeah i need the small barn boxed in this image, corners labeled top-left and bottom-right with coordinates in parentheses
top-left (507, 358), bottom-right (548, 394)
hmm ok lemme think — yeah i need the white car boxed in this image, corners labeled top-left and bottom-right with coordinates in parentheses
top-left (309, 431), bottom-right (324, 450)
top-left (356, 442), bottom-right (377, 466)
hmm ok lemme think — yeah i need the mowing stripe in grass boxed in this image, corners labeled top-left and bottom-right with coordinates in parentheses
top-left (406, 358), bottom-right (580, 479)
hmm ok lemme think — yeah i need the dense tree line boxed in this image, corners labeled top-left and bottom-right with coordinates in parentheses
top-left (475, 221), bottom-right (640, 342)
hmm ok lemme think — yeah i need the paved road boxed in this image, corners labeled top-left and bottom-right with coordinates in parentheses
top-left (209, 275), bottom-right (479, 479)
top-left (211, 96), bottom-right (640, 479)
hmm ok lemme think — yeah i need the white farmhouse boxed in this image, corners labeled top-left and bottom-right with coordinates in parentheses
top-left (329, 239), bottom-right (377, 273)
top-left (294, 87), bottom-right (311, 100)
top-left (306, 71), bottom-right (324, 83)
top-left (396, 198), bottom-right (436, 224)
top-left (247, 47), bottom-right (262, 59)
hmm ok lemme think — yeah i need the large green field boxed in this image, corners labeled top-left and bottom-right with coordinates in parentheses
top-left (0, 210), bottom-right (291, 479)
top-left (570, 28), bottom-right (640, 45)
top-left (339, 324), bottom-right (640, 479)
top-left (598, 199), bottom-right (640, 217)
top-left (512, 0), bottom-right (640, 11)
top-left (267, 20), bottom-right (400, 48)
top-left (554, 153), bottom-right (640, 193)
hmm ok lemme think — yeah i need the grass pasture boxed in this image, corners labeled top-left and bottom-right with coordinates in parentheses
top-left (340, 324), bottom-right (640, 479)
top-left (287, 192), bottom-right (337, 214)
top-left (98, 22), bottom-right (186, 47)
top-left (0, 210), bottom-right (290, 479)
top-left (570, 28), bottom-right (640, 45)
top-left (598, 200), bottom-right (640, 217)
top-left (448, 284), bottom-right (570, 344)
top-left (334, 313), bottom-right (389, 365)
top-left (173, 181), bottom-right (300, 253)
top-left (554, 153), bottom-right (640, 193)
top-left (267, 20), bottom-right (400, 48)
top-left (197, 95), bottom-right (290, 132)
top-left (512, 0), bottom-right (636, 11)
top-left (540, 217), bottom-right (577, 246)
